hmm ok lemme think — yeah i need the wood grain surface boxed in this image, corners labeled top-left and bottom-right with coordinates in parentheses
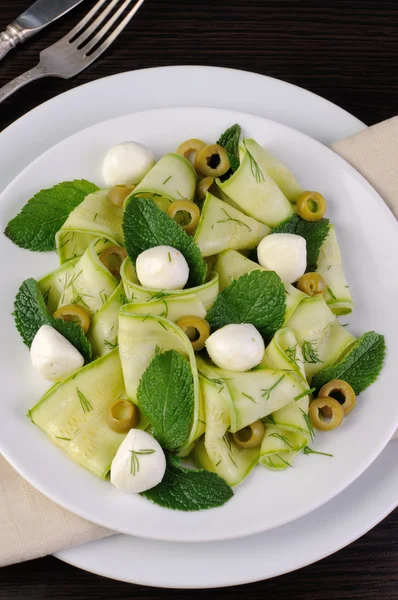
top-left (1, 0), bottom-right (398, 597)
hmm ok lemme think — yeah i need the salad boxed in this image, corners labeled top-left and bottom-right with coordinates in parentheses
top-left (5, 125), bottom-right (386, 512)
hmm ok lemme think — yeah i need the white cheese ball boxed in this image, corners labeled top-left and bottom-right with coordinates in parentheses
top-left (136, 245), bottom-right (189, 290)
top-left (102, 141), bottom-right (155, 186)
top-left (110, 429), bottom-right (166, 494)
top-left (30, 325), bottom-right (84, 382)
top-left (205, 323), bottom-right (265, 372)
top-left (257, 233), bottom-right (307, 284)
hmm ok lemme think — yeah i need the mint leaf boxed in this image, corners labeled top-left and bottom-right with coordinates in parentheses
top-left (272, 214), bottom-right (330, 271)
top-left (217, 124), bottom-right (241, 172)
top-left (142, 453), bottom-right (233, 511)
top-left (137, 350), bottom-right (194, 451)
top-left (312, 332), bottom-right (386, 395)
top-left (123, 197), bottom-right (207, 287)
top-left (5, 180), bottom-right (98, 252)
top-left (206, 270), bottom-right (285, 340)
top-left (14, 278), bottom-right (92, 362)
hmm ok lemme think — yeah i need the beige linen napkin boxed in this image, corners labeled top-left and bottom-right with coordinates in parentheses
top-left (1, 116), bottom-right (398, 567)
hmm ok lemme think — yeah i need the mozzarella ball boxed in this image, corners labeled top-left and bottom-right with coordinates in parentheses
top-left (205, 323), bottom-right (265, 372)
top-left (102, 142), bottom-right (155, 186)
top-left (257, 233), bottom-right (307, 284)
top-left (136, 245), bottom-right (189, 290)
top-left (110, 429), bottom-right (166, 494)
top-left (30, 325), bottom-right (84, 382)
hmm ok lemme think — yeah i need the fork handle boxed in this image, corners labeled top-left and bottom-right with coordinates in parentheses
top-left (0, 64), bottom-right (47, 104)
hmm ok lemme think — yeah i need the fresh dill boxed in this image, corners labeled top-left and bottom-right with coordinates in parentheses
top-left (130, 449), bottom-right (155, 476)
top-left (285, 344), bottom-right (297, 363)
top-left (326, 265), bottom-right (332, 270)
top-left (223, 435), bottom-right (238, 468)
top-left (94, 213), bottom-right (98, 221)
top-left (42, 286), bottom-right (51, 304)
top-left (177, 190), bottom-right (188, 200)
top-left (294, 387), bottom-right (316, 401)
top-left (242, 392), bottom-right (257, 403)
top-left (163, 175), bottom-right (172, 185)
top-left (157, 320), bottom-right (168, 331)
top-left (104, 338), bottom-right (118, 350)
top-left (275, 454), bottom-right (293, 467)
top-left (326, 285), bottom-right (337, 300)
top-left (216, 208), bottom-right (252, 231)
top-left (265, 414), bottom-right (276, 425)
top-left (269, 433), bottom-right (293, 448)
top-left (55, 436), bottom-right (71, 441)
top-left (168, 252), bottom-right (171, 263)
top-left (99, 289), bottom-right (108, 305)
top-left (300, 408), bottom-right (315, 440)
top-left (159, 299), bottom-right (169, 318)
top-left (77, 388), bottom-right (93, 413)
top-left (261, 374), bottom-right (285, 401)
top-left (148, 290), bottom-right (168, 301)
top-left (303, 446), bottom-right (333, 458)
top-left (301, 340), bottom-right (322, 364)
top-left (244, 142), bottom-right (265, 183)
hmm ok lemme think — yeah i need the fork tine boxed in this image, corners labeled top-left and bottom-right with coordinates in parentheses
top-left (66, 0), bottom-right (109, 40)
top-left (72, 0), bottom-right (121, 47)
top-left (83, 0), bottom-right (143, 54)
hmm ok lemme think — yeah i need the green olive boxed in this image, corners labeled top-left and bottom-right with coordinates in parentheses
top-left (107, 184), bottom-right (135, 207)
top-left (196, 176), bottom-right (214, 202)
top-left (167, 200), bottom-right (201, 234)
top-left (319, 379), bottom-right (356, 416)
top-left (176, 315), bottom-right (211, 351)
top-left (99, 246), bottom-right (127, 279)
top-left (233, 420), bottom-right (265, 449)
top-left (297, 191), bottom-right (327, 221)
top-left (106, 399), bottom-right (140, 433)
top-left (176, 138), bottom-right (206, 165)
top-left (297, 272), bottom-right (326, 296)
top-left (194, 144), bottom-right (230, 177)
top-left (53, 304), bottom-right (91, 334)
top-left (309, 397), bottom-right (344, 431)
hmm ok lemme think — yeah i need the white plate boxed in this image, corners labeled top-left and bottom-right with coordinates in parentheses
top-left (1, 104), bottom-right (397, 544)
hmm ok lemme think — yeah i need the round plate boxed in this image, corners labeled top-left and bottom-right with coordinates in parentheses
top-left (0, 105), bottom-right (397, 543)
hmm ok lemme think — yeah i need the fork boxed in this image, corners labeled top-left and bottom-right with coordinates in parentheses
top-left (0, 0), bottom-right (145, 105)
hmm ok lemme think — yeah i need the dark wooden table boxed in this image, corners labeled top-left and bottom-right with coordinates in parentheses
top-left (1, 0), bottom-right (398, 597)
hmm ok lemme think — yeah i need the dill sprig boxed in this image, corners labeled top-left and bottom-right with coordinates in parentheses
top-left (275, 453), bottom-right (293, 467)
top-left (285, 344), bottom-right (297, 363)
top-left (130, 449), bottom-right (155, 476)
top-left (326, 285), bottom-right (337, 300)
top-left (223, 435), bottom-right (238, 468)
top-left (269, 432), bottom-right (293, 448)
top-left (294, 387), bottom-right (316, 402)
top-left (301, 340), bottom-right (322, 364)
top-left (244, 142), bottom-right (265, 183)
top-left (77, 388), bottom-right (93, 413)
top-left (300, 408), bottom-right (315, 439)
top-left (261, 374), bottom-right (285, 401)
top-left (242, 392), bottom-right (257, 403)
top-left (215, 208), bottom-right (252, 231)
top-left (104, 338), bottom-right (118, 350)
top-left (303, 446), bottom-right (333, 458)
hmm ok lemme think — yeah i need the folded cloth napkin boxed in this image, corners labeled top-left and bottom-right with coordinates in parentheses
top-left (1, 116), bottom-right (398, 567)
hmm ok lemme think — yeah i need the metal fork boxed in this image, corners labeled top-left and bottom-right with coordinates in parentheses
top-left (0, 0), bottom-right (145, 105)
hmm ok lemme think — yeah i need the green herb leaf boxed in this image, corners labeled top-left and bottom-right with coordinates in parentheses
top-left (303, 446), bottom-right (333, 457)
top-left (123, 197), bottom-right (207, 287)
top-left (312, 331), bottom-right (386, 395)
top-left (137, 349), bottom-right (194, 451)
top-left (273, 214), bottom-right (330, 271)
top-left (217, 124), bottom-right (241, 172)
top-left (206, 270), bottom-right (285, 340)
top-left (142, 453), bottom-right (233, 511)
top-left (13, 278), bottom-right (92, 362)
top-left (5, 180), bottom-right (98, 252)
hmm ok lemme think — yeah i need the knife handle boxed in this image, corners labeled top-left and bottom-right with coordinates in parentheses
top-left (0, 24), bottom-right (26, 61)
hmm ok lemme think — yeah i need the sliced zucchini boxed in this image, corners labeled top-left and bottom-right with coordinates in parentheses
top-left (213, 248), bottom-right (306, 321)
top-left (131, 153), bottom-right (196, 205)
top-left (285, 294), bottom-right (356, 381)
top-left (194, 193), bottom-right (270, 258)
top-left (121, 257), bottom-right (219, 310)
top-left (29, 349), bottom-right (126, 478)
top-left (317, 225), bottom-right (354, 315)
top-left (55, 189), bottom-right (124, 263)
top-left (118, 313), bottom-right (204, 444)
top-left (57, 238), bottom-right (119, 317)
top-left (88, 284), bottom-right (125, 357)
top-left (242, 138), bottom-right (304, 203)
top-left (192, 374), bottom-right (259, 486)
top-left (120, 293), bottom-right (206, 322)
top-left (217, 140), bottom-right (294, 227)
top-left (38, 258), bottom-right (79, 315)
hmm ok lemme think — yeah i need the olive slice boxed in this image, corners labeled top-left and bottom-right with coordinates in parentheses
top-left (176, 138), bottom-right (206, 165)
top-left (319, 379), bottom-right (356, 416)
top-left (196, 176), bottom-right (214, 202)
top-left (296, 191), bottom-right (327, 221)
top-left (194, 144), bottom-right (230, 177)
top-left (309, 397), bottom-right (344, 431)
top-left (106, 399), bottom-right (140, 433)
top-left (176, 315), bottom-right (211, 351)
top-left (107, 184), bottom-right (135, 207)
top-left (53, 304), bottom-right (91, 334)
top-left (233, 420), bottom-right (265, 449)
top-left (297, 272), bottom-right (326, 296)
top-left (99, 246), bottom-right (127, 279)
top-left (167, 200), bottom-right (201, 234)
